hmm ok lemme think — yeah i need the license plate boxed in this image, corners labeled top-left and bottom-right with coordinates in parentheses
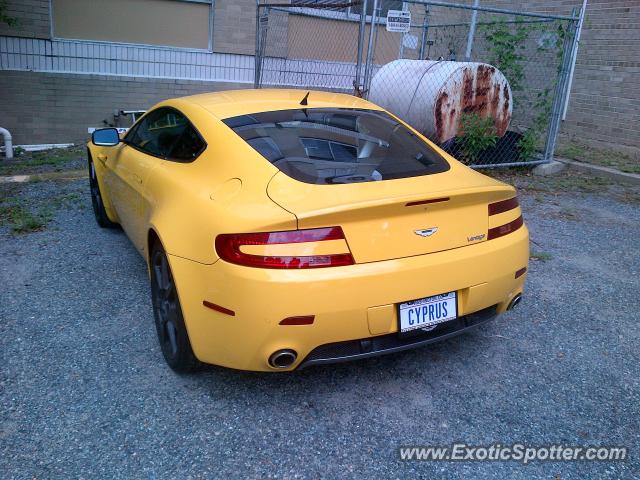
top-left (398, 292), bottom-right (457, 333)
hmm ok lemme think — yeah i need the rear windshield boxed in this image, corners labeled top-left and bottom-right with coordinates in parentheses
top-left (223, 108), bottom-right (450, 184)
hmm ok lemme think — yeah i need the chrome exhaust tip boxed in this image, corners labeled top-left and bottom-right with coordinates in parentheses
top-left (508, 294), bottom-right (523, 311)
top-left (269, 349), bottom-right (298, 369)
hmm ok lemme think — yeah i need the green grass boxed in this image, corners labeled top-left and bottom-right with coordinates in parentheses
top-left (0, 203), bottom-right (51, 233)
top-left (488, 166), bottom-right (640, 206)
top-left (0, 146), bottom-right (83, 176)
top-left (530, 251), bottom-right (552, 262)
top-left (489, 169), bottom-right (613, 194)
top-left (556, 142), bottom-right (640, 175)
top-left (0, 182), bottom-right (84, 234)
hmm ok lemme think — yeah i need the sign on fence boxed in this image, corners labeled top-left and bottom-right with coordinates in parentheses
top-left (386, 10), bottom-right (411, 33)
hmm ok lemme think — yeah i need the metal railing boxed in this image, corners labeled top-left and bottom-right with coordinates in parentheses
top-left (255, 0), bottom-right (583, 168)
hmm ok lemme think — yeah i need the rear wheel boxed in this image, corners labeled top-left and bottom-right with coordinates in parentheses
top-left (150, 241), bottom-right (199, 372)
top-left (88, 156), bottom-right (118, 228)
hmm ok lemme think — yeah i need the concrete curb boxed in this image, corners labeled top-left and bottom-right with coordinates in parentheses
top-left (0, 169), bottom-right (87, 184)
top-left (556, 157), bottom-right (640, 186)
top-left (533, 161), bottom-right (566, 176)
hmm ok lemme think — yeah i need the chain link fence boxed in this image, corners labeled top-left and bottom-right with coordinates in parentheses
top-left (255, 2), bottom-right (365, 92)
top-left (255, 1), bottom-right (582, 167)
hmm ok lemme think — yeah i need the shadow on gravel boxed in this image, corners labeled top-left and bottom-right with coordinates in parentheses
top-left (187, 324), bottom-right (499, 403)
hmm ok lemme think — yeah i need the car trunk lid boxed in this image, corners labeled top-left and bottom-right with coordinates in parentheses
top-left (267, 168), bottom-right (516, 263)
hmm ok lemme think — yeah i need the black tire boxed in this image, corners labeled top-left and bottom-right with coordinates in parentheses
top-left (88, 156), bottom-right (119, 229)
top-left (149, 241), bottom-right (200, 372)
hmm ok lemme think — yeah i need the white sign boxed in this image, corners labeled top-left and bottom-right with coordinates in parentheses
top-left (386, 10), bottom-right (411, 33)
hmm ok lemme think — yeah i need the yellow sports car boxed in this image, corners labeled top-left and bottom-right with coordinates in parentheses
top-left (88, 89), bottom-right (528, 372)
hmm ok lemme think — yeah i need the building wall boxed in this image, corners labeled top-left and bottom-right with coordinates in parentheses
top-left (53, 0), bottom-right (211, 49)
top-left (0, 0), bottom-right (50, 39)
top-left (212, 0), bottom-right (256, 55)
top-left (0, 0), bottom-right (638, 157)
top-left (0, 70), bottom-right (246, 145)
top-left (484, 0), bottom-right (640, 155)
top-left (560, 0), bottom-right (639, 154)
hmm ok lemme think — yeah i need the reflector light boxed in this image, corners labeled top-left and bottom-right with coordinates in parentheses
top-left (515, 267), bottom-right (527, 279)
top-left (279, 316), bottom-right (315, 325)
top-left (488, 197), bottom-right (519, 216)
top-left (215, 227), bottom-right (354, 269)
top-left (488, 215), bottom-right (524, 240)
top-left (203, 300), bottom-right (235, 316)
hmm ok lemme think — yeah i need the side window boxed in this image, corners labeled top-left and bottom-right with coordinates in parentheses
top-left (125, 107), bottom-right (205, 162)
top-left (169, 123), bottom-right (206, 161)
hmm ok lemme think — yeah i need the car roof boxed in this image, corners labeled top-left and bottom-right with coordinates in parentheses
top-left (177, 89), bottom-right (382, 119)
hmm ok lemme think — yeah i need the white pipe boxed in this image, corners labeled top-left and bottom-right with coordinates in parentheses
top-left (0, 127), bottom-right (13, 159)
top-left (562, 0), bottom-right (587, 121)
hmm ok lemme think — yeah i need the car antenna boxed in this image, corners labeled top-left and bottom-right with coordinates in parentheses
top-left (300, 91), bottom-right (310, 106)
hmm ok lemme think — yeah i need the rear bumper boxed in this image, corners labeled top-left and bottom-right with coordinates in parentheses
top-left (168, 225), bottom-right (528, 372)
top-left (299, 305), bottom-right (497, 368)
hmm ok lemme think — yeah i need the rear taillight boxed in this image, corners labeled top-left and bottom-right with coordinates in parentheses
top-left (215, 227), bottom-right (355, 269)
top-left (488, 216), bottom-right (524, 240)
top-left (488, 196), bottom-right (519, 216)
top-left (487, 196), bottom-right (523, 240)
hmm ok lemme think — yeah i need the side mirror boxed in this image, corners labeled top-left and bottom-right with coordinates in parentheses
top-left (92, 128), bottom-right (120, 147)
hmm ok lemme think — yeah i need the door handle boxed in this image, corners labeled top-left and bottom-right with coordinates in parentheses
top-left (97, 153), bottom-right (107, 164)
top-left (132, 173), bottom-right (143, 184)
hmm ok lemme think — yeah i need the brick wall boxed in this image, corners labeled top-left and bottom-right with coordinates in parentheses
top-left (212, 0), bottom-right (256, 55)
top-left (0, 0), bottom-right (50, 39)
top-left (560, 0), bottom-right (639, 155)
top-left (484, 0), bottom-right (640, 155)
top-left (0, 70), bottom-right (247, 145)
top-left (0, 0), bottom-right (638, 157)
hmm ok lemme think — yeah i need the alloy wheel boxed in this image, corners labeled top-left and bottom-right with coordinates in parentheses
top-left (151, 249), bottom-right (180, 360)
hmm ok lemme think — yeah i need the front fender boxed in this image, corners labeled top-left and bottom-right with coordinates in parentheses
top-left (87, 144), bottom-right (119, 223)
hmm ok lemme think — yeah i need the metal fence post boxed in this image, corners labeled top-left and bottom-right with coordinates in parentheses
top-left (543, 13), bottom-right (579, 162)
top-left (362, 0), bottom-right (380, 98)
top-left (254, 3), bottom-right (262, 88)
top-left (355, 0), bottom-right (369, 95)
top-left (562, 0), bottom-right (587, 120)
top-left (419, 6), bottom-right (430, 60)
top-left (464, 0), bottom-right (479, 61)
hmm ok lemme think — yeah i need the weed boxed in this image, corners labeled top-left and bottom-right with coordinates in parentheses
top-left (0, 203), bottom-right (50, 233)
top-left (0, 146), bottom-right (83, 176)
top-left (530, 251), bottom-right (552, 262)
top-left (0, 181), bottom-right (84, 234)
top-left (517, 129), bottom-right (539, 161)
top-left (457, 113), bottom-right (498, 162)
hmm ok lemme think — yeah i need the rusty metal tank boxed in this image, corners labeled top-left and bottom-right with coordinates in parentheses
top-left (369, 60), bottom-right (512, 143)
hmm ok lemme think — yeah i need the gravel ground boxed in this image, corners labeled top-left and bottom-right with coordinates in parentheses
top-left (1, 175), bottom-right (638, 479)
